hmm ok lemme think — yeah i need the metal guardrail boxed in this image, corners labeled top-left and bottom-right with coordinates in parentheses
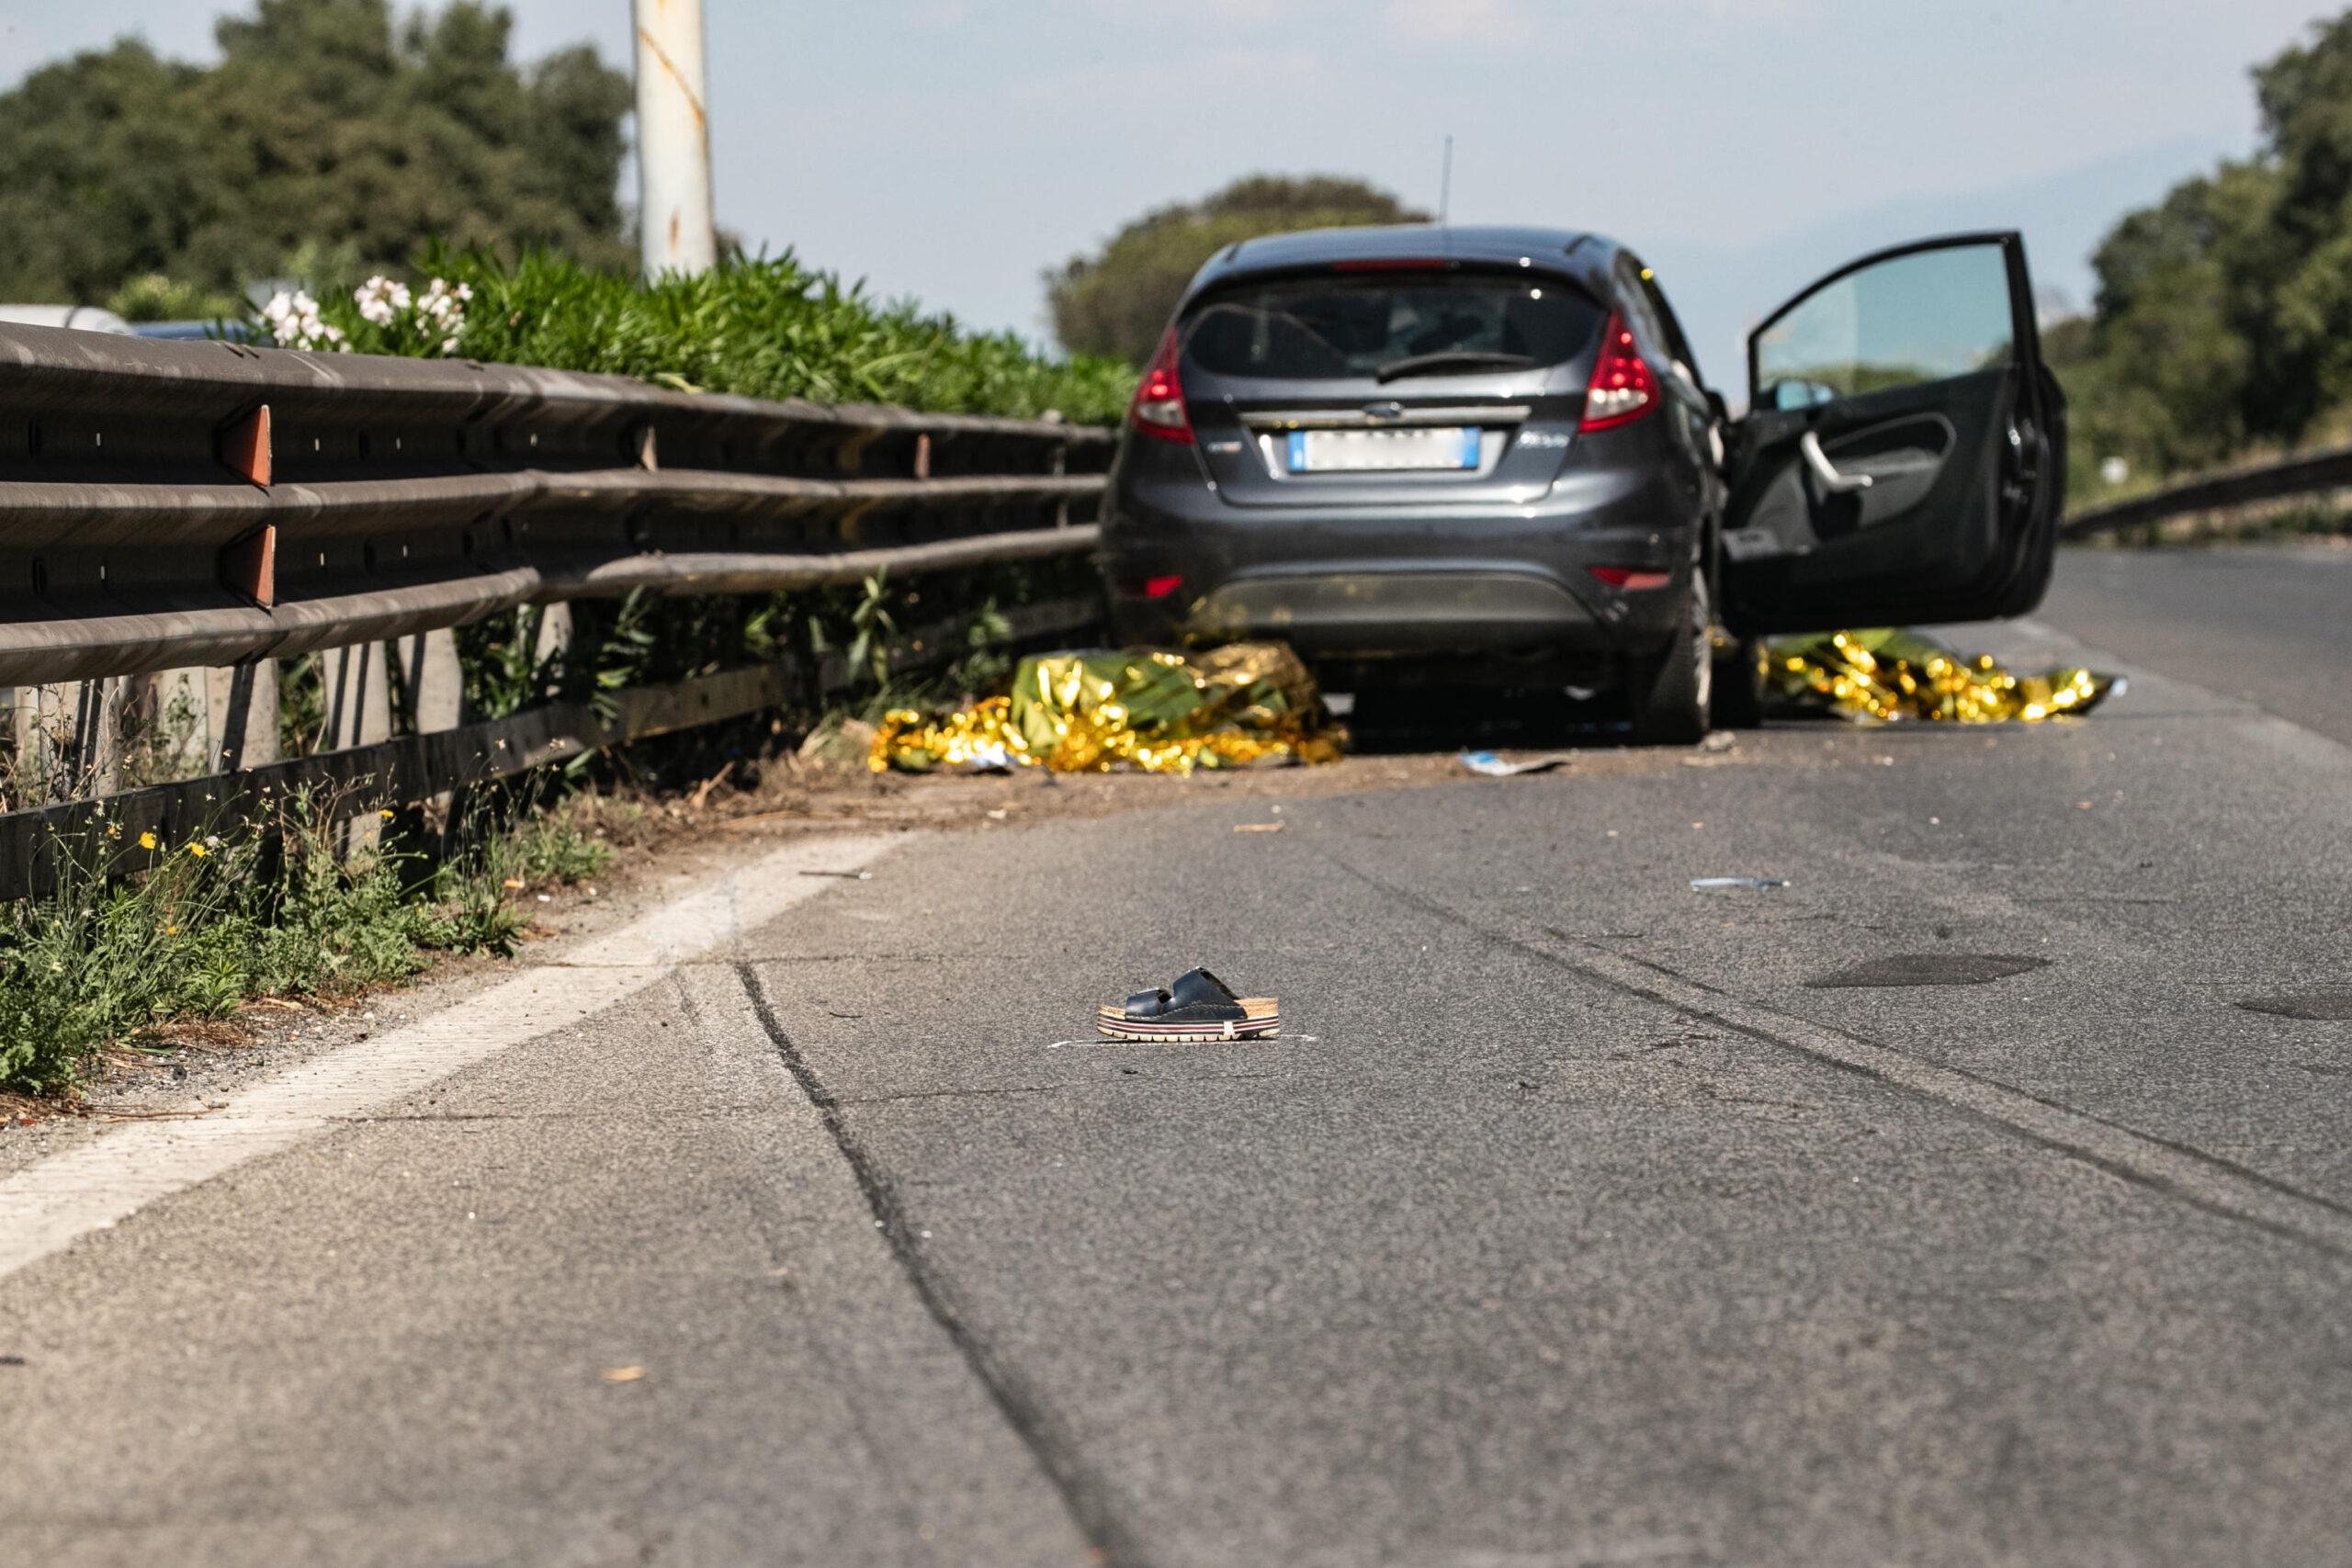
top-left (2062, 442), bottom-right (2352, 540)
top-left (0, 323), bottom-right (1110, 684)
top-left (0, 324), bottom-right (1117, 891)
top-left (0, 594), bottom-right (1102, 899)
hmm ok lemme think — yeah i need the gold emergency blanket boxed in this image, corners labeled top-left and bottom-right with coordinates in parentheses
top-left (1766, 628), bottom-right (2119, 724)
top-left (872, 642), bottom-right (1343, 774)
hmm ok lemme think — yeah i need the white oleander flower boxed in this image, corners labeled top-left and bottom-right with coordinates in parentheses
top-left (259, 288), bottom-right (347, 351)
top-left (355, 275), bottom-right (412, 326)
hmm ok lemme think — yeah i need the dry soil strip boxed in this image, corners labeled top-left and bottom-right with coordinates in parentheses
top-left (0, 830), bottom-right (910, 1283)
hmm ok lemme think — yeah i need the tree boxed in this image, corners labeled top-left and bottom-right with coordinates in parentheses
top-left (0, 0), bottom-right (630, 306)
top-left (1046, 175), bottom-right (1430, 366)
top-left (2066, 6), bottom-right (2352, 484)
top-left (2076, 164), bottom-right (2275, 474)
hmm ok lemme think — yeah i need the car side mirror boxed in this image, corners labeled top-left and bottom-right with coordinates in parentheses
top-left (1770, 378), bottom-right (1838, 412)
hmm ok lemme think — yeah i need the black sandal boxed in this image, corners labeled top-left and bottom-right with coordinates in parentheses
top-left (1096, 967), bottom-right (1280, 1043)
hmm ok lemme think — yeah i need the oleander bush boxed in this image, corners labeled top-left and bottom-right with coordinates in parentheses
top-left (258, 247), bottom-right (1136, 424)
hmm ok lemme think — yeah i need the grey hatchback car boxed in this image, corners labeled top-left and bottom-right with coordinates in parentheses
top-left (1099, 225), bottom-right (2064, 739)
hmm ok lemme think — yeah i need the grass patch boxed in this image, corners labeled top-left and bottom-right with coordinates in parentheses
top-left (0, 785), bottom-right (616, 1098)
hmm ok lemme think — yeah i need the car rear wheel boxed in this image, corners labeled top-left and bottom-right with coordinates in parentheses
top-left (1626, 564), bottom-right (1713, 745)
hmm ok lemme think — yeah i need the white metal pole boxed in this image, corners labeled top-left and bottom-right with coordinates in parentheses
top-left (632, 0), bottom-right (718, 278)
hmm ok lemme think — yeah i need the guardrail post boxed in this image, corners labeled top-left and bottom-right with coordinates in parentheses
top-left (120, 664), bottom-right (278, 791)
top-left (395, 630), bottom-right (465, 817)
top-left (534, 604), bottom-right (575, 688)
top-left (137, 670), bottom-right (214, 783)
top-left (208, 664), bottom-right (279, 773)
top-left (322, 641), bottom-right (393, 852)
top-left (6, 681), bottom-right (128, 804)
top-left (396, 630), bottom-right (465, 733)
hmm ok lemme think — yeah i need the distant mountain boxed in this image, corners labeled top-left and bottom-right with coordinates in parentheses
top-left (1634, 131), bottom-right (2253, 402)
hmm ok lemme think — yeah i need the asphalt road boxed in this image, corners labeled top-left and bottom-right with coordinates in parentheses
top-left (4, 545), bottom-right (2350, 1567)
top-left (2039, 539), bottom-right (2352, 745)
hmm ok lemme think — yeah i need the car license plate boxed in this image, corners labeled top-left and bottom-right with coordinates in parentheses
top-left (1286, 427), bottom-right (1481, 473)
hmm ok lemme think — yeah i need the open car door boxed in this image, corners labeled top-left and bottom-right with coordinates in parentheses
top-left (1719, 232), bottom-right (2065, 636)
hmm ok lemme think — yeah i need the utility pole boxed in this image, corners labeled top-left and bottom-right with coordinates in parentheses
top-left (632, 0), bottom-right (718, 278)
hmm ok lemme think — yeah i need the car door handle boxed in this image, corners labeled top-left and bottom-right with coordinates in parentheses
top-left (1801, 430), bottom-right (1873, 493)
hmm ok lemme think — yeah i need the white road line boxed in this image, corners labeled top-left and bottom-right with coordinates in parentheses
top-left (0, 831), bottom-right (910, 1284)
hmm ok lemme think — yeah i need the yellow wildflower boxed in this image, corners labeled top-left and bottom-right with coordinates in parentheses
top-left (187, 842), bottom-right (209, 859)
top-left (137, 831), bottom-right (157, 851)
top-left (379, 808), bottom-right (396, 820)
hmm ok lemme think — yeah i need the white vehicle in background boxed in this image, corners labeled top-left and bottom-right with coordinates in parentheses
top-left (0, 304), bottom-right (133, 334)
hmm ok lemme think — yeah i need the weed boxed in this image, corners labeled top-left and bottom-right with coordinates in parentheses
top-left (0, 782), bottom-right (625, 1097)
top-left (509, 799), bottom-right (615, 885)
top-left (843, 571), bottom-right (899, 691)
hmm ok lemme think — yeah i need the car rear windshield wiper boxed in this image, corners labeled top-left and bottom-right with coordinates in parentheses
top-left (1373, 350), bottom-right (1538, 383)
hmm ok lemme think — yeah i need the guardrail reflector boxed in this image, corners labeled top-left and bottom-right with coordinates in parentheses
top-left (221, 526), bottom-right (277, 608)
top-left (219, 404), bottom-right (272, 487)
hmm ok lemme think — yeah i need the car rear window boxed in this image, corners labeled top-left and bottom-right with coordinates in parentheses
top-left (1180, 272), bottom-right (1606, 381)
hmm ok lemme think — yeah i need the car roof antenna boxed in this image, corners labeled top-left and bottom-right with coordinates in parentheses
top-left (1438, 133), bottom-right (1453, 227)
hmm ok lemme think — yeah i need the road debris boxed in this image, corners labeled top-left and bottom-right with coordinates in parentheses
top-left (1690, 876), bottom-right (1789, 891)
top-left (1233, 822), bottom-right (1284, 833)
top-left (1097, 967), bottom-right (1280, 1043)
top-left (1768, 628), bottom-right (2121, 723)
top-left (1457, 750), bottom-right (1572, 777)
top-left (873, 642), bottom-right (1342, 774)
top-left (601, 1366), bottom-right (645, 1382)
top-left (797, 869), bottom-right (874, 880)
top-left (687, 760), bottom-right (737, 809)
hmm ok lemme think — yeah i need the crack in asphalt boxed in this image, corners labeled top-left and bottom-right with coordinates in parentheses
top-left (833, 1085), bottom-right (1064, 1107)
top-left (732, 961), bottom-right (1154, 1568)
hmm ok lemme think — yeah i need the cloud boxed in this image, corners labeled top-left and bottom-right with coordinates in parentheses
top-left (1379, 0), bottom-right (1815, 48)
top-left (1011, 44), bottom-right (1337, 110)
top-left (1380, 0), bottom-right (1530, 46)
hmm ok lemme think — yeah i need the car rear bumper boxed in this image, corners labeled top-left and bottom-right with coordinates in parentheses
top-left (1182, 567), bottom-right (1592, 652)
top-left (1102, 463), bottom-right (1702, 662)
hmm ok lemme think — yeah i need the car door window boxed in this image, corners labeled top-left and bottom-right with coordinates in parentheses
top-left (1752, 242), bottom-right (2015, 412)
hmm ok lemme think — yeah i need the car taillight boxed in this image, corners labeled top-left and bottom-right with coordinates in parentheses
top-left (1579, 311), bottom-right (1658, 433)
top-left (1589, 566), bottom-right (1673, 591)
top-left (1129, 326), bottom-right (1193, 444)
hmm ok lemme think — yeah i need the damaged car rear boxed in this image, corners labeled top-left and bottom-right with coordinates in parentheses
top-left (1100, 224), bottom-right (2064, 741)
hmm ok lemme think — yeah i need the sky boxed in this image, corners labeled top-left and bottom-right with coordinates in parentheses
top-left (0, 0), bottom-right (2340, 384)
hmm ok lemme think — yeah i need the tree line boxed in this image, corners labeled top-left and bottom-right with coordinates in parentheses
top-left (0, 0), bottom-right (629, 318)
top-left (2049, 10), bottom-right (2352, 495)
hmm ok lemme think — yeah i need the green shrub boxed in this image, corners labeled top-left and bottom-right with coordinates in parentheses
top-left (267, 247), bottom-right (1135, 424)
